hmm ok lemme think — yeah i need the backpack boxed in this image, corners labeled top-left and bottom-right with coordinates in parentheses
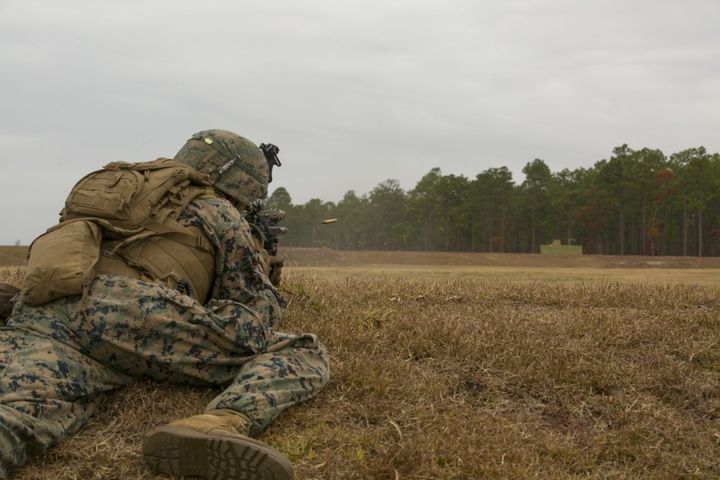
top-left (23, 159), bottom-right (216, 306)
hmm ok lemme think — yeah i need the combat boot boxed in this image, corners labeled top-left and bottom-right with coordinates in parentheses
top-left (142, 409), bottom-right (293, 480)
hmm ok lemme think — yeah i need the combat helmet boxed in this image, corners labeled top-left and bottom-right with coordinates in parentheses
top-left (174, 129), bottom-right (280, 207)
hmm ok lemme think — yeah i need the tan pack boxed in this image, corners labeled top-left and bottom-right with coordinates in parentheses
top-left (22, 220), bottom-right (101, 305)
top-left (24, 159), bottom-right (217, 305)
top-left (63, 158), bottom-right (212, 227)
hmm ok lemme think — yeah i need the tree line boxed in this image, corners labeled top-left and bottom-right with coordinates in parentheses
top-left (267, 145), bottom-right (720, 256)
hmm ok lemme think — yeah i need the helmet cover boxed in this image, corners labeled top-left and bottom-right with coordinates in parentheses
top-left (174, 129), bottom-right (269, 206)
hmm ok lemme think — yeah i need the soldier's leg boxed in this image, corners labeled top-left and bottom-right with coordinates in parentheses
top-left (57, 277), bottom-right (329, 433)
top-left (143, 334), bottom-right (328, 480)
top-left (0, 304), bottom-right (131, 476)
top-left (75, 276), bottom-right (274, 384)
top-left (204, 333), bottom-right (330, 436)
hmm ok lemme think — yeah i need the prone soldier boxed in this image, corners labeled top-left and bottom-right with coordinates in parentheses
top-left (0, 129), bottom-right (329, 480)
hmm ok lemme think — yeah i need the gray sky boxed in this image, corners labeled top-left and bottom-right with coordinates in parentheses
top-left (2, 0), bottom-right (719, 244)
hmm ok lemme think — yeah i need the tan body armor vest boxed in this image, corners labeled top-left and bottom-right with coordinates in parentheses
top-left (96, 222), bottom-right (215, 304)
top-left (23, 159), bottom-right (216, 306)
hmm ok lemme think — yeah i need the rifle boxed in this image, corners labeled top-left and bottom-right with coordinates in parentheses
top-left (249, 142), bottom-right (286, 284)
top-left (245, 200), bottom-right (288, 257)
top-left (245, 201), bottom-right (288, 286)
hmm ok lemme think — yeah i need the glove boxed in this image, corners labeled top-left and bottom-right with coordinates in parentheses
top-left (268, 258), bottom-right (284, 288)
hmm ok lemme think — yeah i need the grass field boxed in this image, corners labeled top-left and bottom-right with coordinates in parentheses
top-left (290, 265), bottom-right (720, 286)
top-left (1, 248), bottom-right (719, 479)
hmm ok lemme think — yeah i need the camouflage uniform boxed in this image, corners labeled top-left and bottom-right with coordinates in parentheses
top-left (0, 195), bottom-right (329, 477)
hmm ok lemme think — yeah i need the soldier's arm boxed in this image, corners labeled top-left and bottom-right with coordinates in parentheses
top-left (214, 217), bottom-right (285, 324)
top-left (181, 197), bottom-right (285, 330)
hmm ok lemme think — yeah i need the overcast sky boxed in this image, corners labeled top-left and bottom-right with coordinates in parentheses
top-left (1, 0), bottom-right (719, 244)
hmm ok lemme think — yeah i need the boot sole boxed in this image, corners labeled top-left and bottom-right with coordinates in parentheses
top-left (143, 425), bottom-right (293, 480)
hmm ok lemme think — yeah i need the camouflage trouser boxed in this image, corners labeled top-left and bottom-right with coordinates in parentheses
top-left (0, 275), bottom-right (329, 477)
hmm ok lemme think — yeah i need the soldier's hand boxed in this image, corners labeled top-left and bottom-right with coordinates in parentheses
top-left (257, 208), bottom-right (286, 225)
top-left (268, 258), bottom-right (284, 287)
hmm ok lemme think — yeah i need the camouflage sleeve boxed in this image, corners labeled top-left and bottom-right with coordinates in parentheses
top-left (178, 196), bottom-right (285, 329)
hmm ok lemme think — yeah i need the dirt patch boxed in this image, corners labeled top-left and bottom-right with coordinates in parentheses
top-left (5, 245), bottom-right (720, 269)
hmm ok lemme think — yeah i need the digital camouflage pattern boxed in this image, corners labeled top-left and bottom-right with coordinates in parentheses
top-left (174, 130), bottom-right (269, 207)
top-left (0, 195), bottom-right (329, 478)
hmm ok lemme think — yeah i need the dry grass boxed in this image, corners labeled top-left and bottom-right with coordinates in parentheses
top-left (289, 265), bottom-right (720, 286)
top-left (279, 246), bottom-right (720, 269)
top-left (1, 259), bottom-right (720, 479)
top-left (0, 267), bottom-right (24, 287)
